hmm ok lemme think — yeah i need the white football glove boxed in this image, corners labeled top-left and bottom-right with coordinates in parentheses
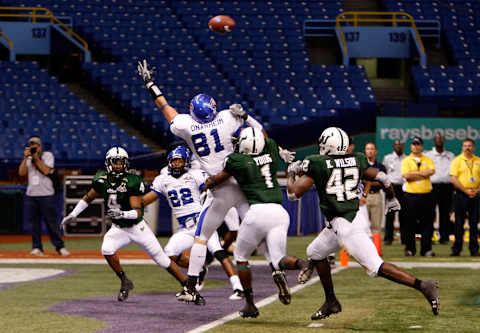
top-left (60, 214), bottom-right (75, 226)
top-left (279, 147), bottom-right (296, 163)
top-left (137, 59), bottom-right (155, 83)
top-left (229, 104), bottom-right (246, 117)
top-left (385, 197), bottom-right (401, 214)
top-left (107, 208), bottom-right (124, 219)
top-left (287, 160), bottom-right (303, 177)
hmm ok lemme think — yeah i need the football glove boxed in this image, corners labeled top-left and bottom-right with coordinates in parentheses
top-left (137, 59), bottom-right (155, 83)
top-left (229, 104), bottom-right (246, 117)
top-left (279, 147), bottom-right (296, 163)
top-left (107, 208), bottom-right (124, 219)
top-left (385, 197), bottom-right (401, 214)
top-left (287, 160), bottom-right (303, 178)
top-left (60, 214), bottom-right (75, 226)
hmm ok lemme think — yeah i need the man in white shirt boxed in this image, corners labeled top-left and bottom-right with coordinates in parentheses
top-left (382, 140), bottom-right (407, 245)
top-left (425, 134), bottom-right (455, 244)
top-left (18, 136), bottom-right (69, 256)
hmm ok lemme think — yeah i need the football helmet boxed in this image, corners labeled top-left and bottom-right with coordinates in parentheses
top-left (318, 127), bottom-right (349, 156)
top-left (105, 147), bottom-right (129, 180)
top-left (236, 127), bottom-right (265, 155)
top-left (168, 145), bottom-right (191, 177)
top-left (190, 94), bottom-right (217, 123)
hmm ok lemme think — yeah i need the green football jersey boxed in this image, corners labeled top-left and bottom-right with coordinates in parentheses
top-left (92, 170), bottom-right (146, 228)
top-left (225, 138), bottom-right (283, 205)
top-left (303, 152), bottom-right (369, 222)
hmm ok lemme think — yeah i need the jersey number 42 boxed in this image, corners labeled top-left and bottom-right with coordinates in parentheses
top-left (326, 167), bottom-right (359, 201)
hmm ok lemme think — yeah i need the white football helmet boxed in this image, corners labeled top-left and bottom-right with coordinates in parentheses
top-left (318, 127), bottom-right (349, 155)
top-left (237, 127), bottom-right (265, 155)
top-left (105, 146), bottom-right (129, 179)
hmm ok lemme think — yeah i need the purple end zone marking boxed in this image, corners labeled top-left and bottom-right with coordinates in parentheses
top-left (49, 266), bottom-right (302, 332)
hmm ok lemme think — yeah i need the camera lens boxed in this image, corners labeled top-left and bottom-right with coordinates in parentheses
top-left (30, 147), bottom-right (37, 154)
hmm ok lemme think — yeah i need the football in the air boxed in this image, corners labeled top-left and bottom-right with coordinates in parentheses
top-left (208, 15), bottom-right (235, 34)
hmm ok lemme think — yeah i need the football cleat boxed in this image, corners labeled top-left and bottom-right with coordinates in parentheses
top-left (196, 266), bottom-right (208, 291)
top-left (311, 298), bottom-right (342, 320)
top-left (272, 270), bottom-right (291, 305)
top-left (229, 289), bottom-right (245, 300)
top-left (420, 280), bottom-right (439, 315)
top-left (297, 259), bottom-right (315, 284)
top-left (117, 278), bottom-right (134, 302)
top-left (239, 302), bottom-right (259, 318)
top-left (176, 286), bottom-right (206, 305)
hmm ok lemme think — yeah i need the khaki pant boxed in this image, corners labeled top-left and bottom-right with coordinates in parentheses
top-left (366, 192), bottom-right (384, 234)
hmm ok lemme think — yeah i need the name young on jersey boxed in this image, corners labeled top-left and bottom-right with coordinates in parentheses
top-left (253, 154), bottom-right (272, 166)
top-left (326, 157), bottom-right (357, 169)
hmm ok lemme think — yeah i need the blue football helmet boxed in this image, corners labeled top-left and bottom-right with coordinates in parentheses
top-left (167, 145), bottom-right (191, 177)
top-left (190, 94), bottom-right (217, 123)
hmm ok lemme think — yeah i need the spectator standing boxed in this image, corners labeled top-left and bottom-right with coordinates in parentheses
top-left (363, 142), bottom-right (386, 254)
top-left (18, 136), bottom-right (69, 256)
top-left (425, 134), bottom-right (455, 244)
top-left (383, 140), bottom-right (407, 245)
top-left (449, 138), bottom-right (480, 257)
top-left (401, 136), bottom-right (435, 257)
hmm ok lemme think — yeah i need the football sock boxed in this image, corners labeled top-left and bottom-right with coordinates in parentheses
top-left (187, 243), bottom-right (207, 276)
top-left (230, 275), bottom-right (243, 291)
top-left (116, 271), bottom-right (126, 280)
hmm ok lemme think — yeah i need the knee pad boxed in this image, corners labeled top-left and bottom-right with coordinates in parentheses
top-left (101, 243), bottom-right (115, 256)
top-left (214, 249), bottom-right (229, 262)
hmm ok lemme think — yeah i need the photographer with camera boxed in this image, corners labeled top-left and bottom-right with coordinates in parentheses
top-left (18, 136), bottom-right (69, 256)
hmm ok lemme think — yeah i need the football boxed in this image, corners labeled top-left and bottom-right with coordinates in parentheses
top-left (208, 15), bottom-right (235, 34)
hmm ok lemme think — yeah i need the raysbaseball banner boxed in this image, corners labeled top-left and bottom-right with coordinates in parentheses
top-left (376, 117), bottom-right (480, 161)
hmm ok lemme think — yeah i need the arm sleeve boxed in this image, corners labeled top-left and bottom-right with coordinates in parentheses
top-left (427, 157), bottom-right (435, 171)
top-left (152, 176), bottom-right (165, 196)
top-left (128, 176), bottom-right (147, 196)
top-left (379, 162), bottom-right (387, 173)
top-left (225, 155), bottom-right (240, 175)
top-left (92, 174), bottom-right (103, 193)
top-left (401, 158), bottom-right (409, 176)
top-left (43, 152), bottom-right (54, 169)
top-left (450, 158), bottom-right (459, 176)
top-left (169, 114), bottom-right (190, 138)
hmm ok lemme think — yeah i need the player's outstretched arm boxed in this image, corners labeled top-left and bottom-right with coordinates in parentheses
top-left (61, 188), bottom-right (98, 225)
top-left (107, 196), bottom-right (143, 220)
top-left (204, 170), bottom-right (232, 191)
top-left (137, 59), bottom-right (178, 123)
top-left (364, 167), bottom-right (400, 213)
top-left (142, 191), bottom-right (159, 206)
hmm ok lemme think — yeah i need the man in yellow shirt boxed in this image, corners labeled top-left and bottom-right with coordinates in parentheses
top-left (449, 138), bottom-right (480, 257)
top-left (401, 136), bottom-right (436, 257)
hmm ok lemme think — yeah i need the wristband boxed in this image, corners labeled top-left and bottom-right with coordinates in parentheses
top-left (146, 80), bottom-right (163, 100)
top-left (70, 199), bottom-right (89, 218)
top-left (122, 210), bottom-right (139, 219)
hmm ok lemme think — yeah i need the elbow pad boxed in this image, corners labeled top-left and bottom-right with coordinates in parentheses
top-left (287, 191), bottom-right (300, 201)
top-left (374, 171), bottom-right (391, 188)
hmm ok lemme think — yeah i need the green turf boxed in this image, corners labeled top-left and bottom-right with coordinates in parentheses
top-left (1, 235), bottom-right (480, 332)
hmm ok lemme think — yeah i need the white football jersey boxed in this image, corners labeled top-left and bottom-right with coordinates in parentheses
top-left (170, 110), bottom-right (243, 175)
top-left (152, 169), bottom-right (208, 219)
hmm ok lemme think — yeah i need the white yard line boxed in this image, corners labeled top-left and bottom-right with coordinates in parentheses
top-left (186, 266), bottom-right (348, 333)
top-left (186, 261), bottom-right (480, 333)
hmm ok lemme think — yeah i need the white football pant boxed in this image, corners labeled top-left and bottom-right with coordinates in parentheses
top-left (101, 220), bottom-right (171, 268)
top-left (306, 210), bottom-right (383, 277)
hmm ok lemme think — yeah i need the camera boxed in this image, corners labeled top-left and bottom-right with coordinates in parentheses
top-left (30, 147), bottom-right (37, 154)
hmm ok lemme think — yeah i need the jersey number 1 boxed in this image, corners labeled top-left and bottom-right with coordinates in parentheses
top-left (326, 167), bottom-right (359, 201)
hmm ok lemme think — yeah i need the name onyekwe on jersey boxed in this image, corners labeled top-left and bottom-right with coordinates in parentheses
top-left (253, 154), bottom-right (272, 166)
top-left (326, 157), bottom-right (357, 169)
top-left (190, 118), bottom-right (224, 132)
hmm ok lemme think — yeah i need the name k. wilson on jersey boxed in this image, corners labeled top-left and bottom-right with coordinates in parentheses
top-left (326, 157), bottom-right (357, 169)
